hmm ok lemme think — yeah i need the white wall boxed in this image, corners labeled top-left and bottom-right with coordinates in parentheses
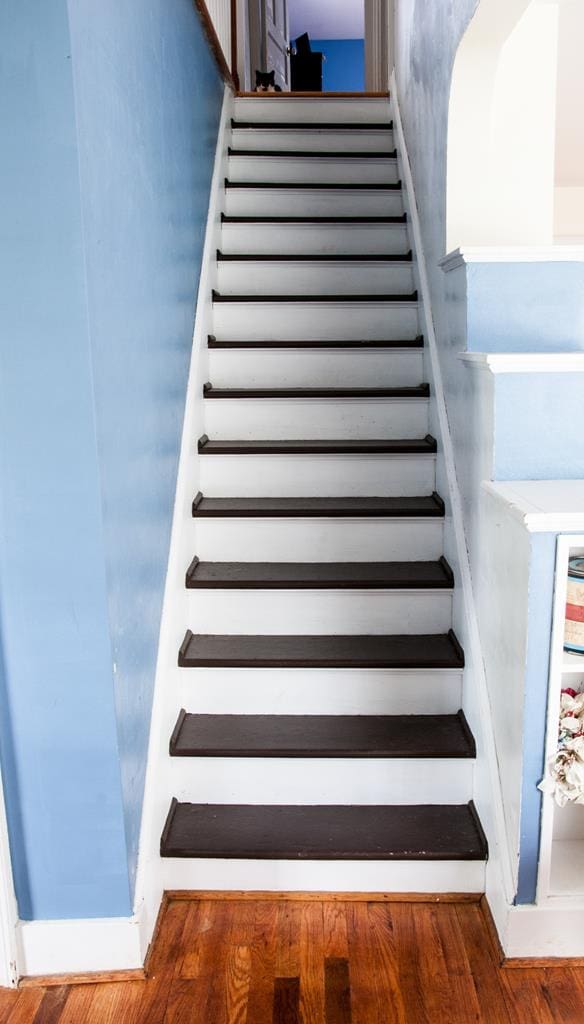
top-left (289, 0), bottom-right (364, 40)
top-left (447, 0), bottom-right (560, 249)
top-left (554, 0), bottom-right (584, 241)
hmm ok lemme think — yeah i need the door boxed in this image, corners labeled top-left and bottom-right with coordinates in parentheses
top-left (249, 0), bottom-right (290, 91)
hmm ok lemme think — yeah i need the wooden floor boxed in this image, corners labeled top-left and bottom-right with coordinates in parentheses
top-left (5, 896), bottom-right (584, 1022)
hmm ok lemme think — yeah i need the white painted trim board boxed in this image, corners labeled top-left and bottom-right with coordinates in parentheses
top-left (440, 245), bottom-right (584, 272)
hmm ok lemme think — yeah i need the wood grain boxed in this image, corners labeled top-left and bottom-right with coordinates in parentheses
top-left (5, 896), bottom-right (584, 1023)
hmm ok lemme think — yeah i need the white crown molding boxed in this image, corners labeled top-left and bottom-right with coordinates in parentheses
top-left (483, 480), bottom-right (584, 534)
top-left (440, 245), bottom-right (584, 273)
top-left (459, 352), bottom-right (584, 373)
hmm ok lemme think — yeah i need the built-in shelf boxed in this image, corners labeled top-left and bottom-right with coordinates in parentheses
top-left (538, 538), bottom-right (584, 903)
top-left (562, 651), bottom-right (584, 674)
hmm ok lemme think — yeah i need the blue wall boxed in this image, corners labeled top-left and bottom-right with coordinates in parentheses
top-left (0, 0), bottom-right (222, 919)
top-left (311, 39), bottom-right (364, 92)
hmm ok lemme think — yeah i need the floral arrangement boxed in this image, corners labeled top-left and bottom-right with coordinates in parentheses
top-left (539, 688), bottom-right (584, 806)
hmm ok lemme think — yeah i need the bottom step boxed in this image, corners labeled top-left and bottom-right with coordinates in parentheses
top-left (161, 801), bottom-right (487, 861)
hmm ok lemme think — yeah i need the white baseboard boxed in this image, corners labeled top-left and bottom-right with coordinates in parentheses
top-left (502, 904), bottom-right (584, 959)
top-left (18, 916), bottom-right (143, 977)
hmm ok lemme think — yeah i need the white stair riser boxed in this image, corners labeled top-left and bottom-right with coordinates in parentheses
top-left (177, 667), bottom-right (463, 716)
top-left (231, 128), bottom-right (395, 152)
top-left (203, 398), bottom-right (428, 440)
top-left (168, 757), bottom-right (472, 805)
top-left (193, 517), bottom-right (444, 561)
top-left (234, 98), bottom-right (392, 123)
top-left (185, 588), bottom-right (453, 635)
top-left (208, 348), bottom-right (424, 388)
top-left (228, 155), bottom-right (399, 184)
top-left (199, 454), bottom-right (436, 497)
top-left (161, 858), bottom-right (485, 893)
top-left (224, 189), bottom-right (404, 218)
top-left (212, 303), bottom-right (419, 341)
top-left (216, 262), bottom-right (414, 295)
top-left (221, 222), bottom-right (409, 255)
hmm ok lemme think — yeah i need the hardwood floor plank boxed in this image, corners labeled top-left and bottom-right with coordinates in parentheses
top-left (299, 903), bottom-right (325, 1024)
top-left (194, 902), bottom-right (235, 1024)
top-left (324, 958), bottom-right (352, 1024)
top-left (454, 903), bottom-right (512, 1024)
top-left (138, 899), bottom-right (193, 1024)
top-left (82, 980), bottom-right (144, 1024)
top-left (502, 968), bottom-right (584, 1024)
top-left (366, 904), bottom-right (407, 1024)
top-left (323, 903), bottom-right (349, 960)
top-left (345, 903), bottom-right (382, 1024)
top-left (0, 988), bottom-right (20, 1021)
top-left (275, 902), bottom-right (302, 978)
top-left (245, 902), bottom-right (279, 1024)
top-left (411, 904), bottom-right (476, 1024)
top-left (55, 985), bottom-right (96, 1024)
top-left (272, 977), bottom-right (300, 1024)
top-left (225, 945), bottom-right (252, 1024)
top-left (163, 980), bottom-right (200, 1024)
top-left (6, 989), bottom-right (44, 1024)
top-left (388, 903), bottom-right (431, 1024)
top-left (31, 985), bottom-right (69, 1024)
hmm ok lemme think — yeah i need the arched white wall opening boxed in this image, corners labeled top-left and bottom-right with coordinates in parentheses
top-left (446, 0), bottom-right (563, 251)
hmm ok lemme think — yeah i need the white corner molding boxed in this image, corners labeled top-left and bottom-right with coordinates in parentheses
top-left (440, 245), bottom-right (584, 273)
top-left (459, 352), bottom-right (584, 374)
top-left (18, 917), bottom-right (143, 978)
top-left (0, 766), bottom-right (19, 987)
top-left (483, 480), bottom-right (584, 534)
top-left (390, 73), bottom-right (515, 909)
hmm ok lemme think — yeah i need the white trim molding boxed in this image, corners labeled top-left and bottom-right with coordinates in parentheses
top-left (390, 74), bottom-right (515, 914)
top-left (440, 245), bottom-right (584, 273)
top-left (459, 352), bottom-right (584, 374)
top-left (0, 765), bottom-right (19, 987)
top-left (483, 480), bottom-right (584, 534)
top-left (18, 917), bottom-right (143, 978)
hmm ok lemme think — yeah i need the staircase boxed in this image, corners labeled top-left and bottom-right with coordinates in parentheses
top-left (159, 95), bottom-right (487, 892)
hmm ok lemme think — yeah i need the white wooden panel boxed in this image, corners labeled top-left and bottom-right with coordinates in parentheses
top-left (206, 0), bottom-right (231, 69)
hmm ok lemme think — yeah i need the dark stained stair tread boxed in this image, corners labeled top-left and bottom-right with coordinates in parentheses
top-left (231, 120), bottom-right (394, 130)
top-left (221, 214), bottom-right (407, 225)
top-left (212, 289), bottom-right (416, 303)
top-left (203, 383), bottom-right (428, 398)
top-left (169, 710), bottom-right (475, 758)
top-left (216, 251), bottom-right (413, 262)
top-left (178, 630), bottom-right (464, 669)
top-left (197, 435), bottom-right (437, 454)
top-left (225, 180), bottom-right (402, 191)
top-left (228, 148), bottom-right (398, 159)
top-left (185, 556), bottom-right (453, 589)
top-left (207, 335), bottom-right (424, 349)
top-left (192, 493), bottom-right (445, 518)
top-left (160, 801), bottom-right (487, 860)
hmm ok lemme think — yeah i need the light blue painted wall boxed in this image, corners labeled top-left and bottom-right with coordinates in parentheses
top-left (0, 0), bottom-right (222, 919)
top-left (67, 0), bottom-right (223, 900)
top-left (311, 39), bottom-right (364, 92)
top-left (494, 374), bottom-right (584, 481)
top-left (467, 263), bottom-right (584, 353)
top-left (0, 0), bottom-right (131, 919)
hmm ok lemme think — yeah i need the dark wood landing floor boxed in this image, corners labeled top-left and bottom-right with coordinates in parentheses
top-left (8, 897), bottom-right (584, 1022)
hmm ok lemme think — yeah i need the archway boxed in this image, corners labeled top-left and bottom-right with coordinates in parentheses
top-left (446, 0), bottom-right (562, 251)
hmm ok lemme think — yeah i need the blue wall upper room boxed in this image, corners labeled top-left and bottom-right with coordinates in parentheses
top-left (0, 0), bottom-right (222, 920)
top-left (311, 39), bottom-right (365, 92)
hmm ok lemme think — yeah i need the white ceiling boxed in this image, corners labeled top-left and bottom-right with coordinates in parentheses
top-left (288, 0), bottom-right (364, 41)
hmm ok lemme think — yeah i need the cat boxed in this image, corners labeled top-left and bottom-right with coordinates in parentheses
top-left (254, 69), bottom-right (282, 92)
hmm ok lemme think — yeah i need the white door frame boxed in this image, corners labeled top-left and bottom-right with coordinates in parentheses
top-left (0, 763), bottom-right (19, 987)
top-left (364, 0), bottom-right (392, 91)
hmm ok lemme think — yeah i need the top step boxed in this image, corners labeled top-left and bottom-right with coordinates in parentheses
top-left (234, 97), bottom-right (392, 125)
